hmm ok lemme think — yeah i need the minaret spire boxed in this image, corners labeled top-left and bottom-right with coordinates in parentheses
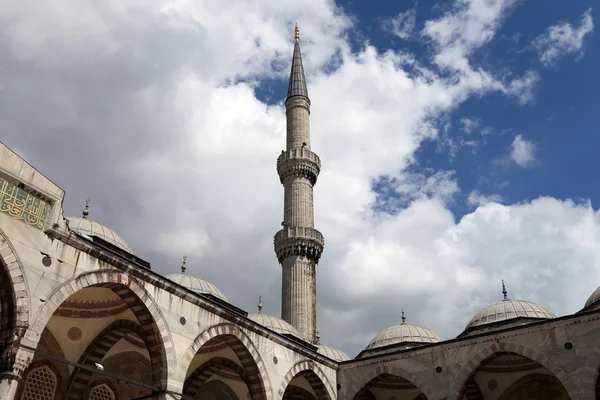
top-left (275, 25), bottom-right (324, 344)
top-left (287, 24), bottom-right (309, 102)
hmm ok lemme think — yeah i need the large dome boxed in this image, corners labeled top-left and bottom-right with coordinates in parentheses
top-left (317, 344), bottom-right (351, 361)
top-left (247, 313), bottom-right (302, 339)
top-left (165, 273), bottom-right (228, 302)
top-left (465, 282), bottom-right (555, 332)
top-left (67, 202), bottom-right (132, 253)
top-left (366, 309), bottom-right (442, 350)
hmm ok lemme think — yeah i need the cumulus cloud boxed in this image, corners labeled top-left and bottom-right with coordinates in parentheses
top-left (467, 190), bottom-right (503, 207)
top-left (382, 6), bottom-right (417, 39)
top-left (532, 8), bottom-right (594, 66)
top-left (1, 0), bottom-right (594, 359)
top-left (510, 134), bottom-right (536, 167)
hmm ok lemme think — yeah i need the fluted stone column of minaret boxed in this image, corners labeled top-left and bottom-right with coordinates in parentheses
top-left (274, 25), bottom-right (324, 344)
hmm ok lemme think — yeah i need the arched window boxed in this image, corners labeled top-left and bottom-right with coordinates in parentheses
top-left (88, 383), bottom-right (116, 400)
top-left (20, 364), bottom-right (58, 400)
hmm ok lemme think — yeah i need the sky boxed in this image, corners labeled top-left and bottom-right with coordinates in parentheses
top-left (1, 0), bottom-right (598, 358)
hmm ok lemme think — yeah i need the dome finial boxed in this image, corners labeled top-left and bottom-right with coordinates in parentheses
top-left (316, 328), bottom-right (320, 344)
top-left (258, 295), bottom-right (263, 314)
top-left (181, 255), bottom-right (187, 274)
top-left (502, 279), bottom-right (508, 300)
top-left (401, 307), bottom-right (406, 325)
top-left (294, 23), bottom-right (299, 41)
top-left (82, 198), bottom-right (90, 219)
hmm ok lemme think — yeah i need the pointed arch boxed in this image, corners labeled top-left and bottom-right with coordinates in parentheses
top-left (184, 357), bottom-right (248, 398)
top-left (345, 365), bottom-right (433, 400)
top-left (278, 360), bottom-right (335, 400)
top-left (498, 373), bottom-right (569, 400)
top-left (22, 269), bottom-right (175, 391)
top-left (66, 319), bottom-right (142, 399)
top-left (178, 323), bottom-right (271, 400)
top-left (0, 227), bottom-right (29, 352)
top-left (446, 342), bottom-right (581, 400)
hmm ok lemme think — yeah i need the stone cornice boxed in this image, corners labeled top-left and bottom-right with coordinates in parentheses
top-left (274, 227), bottom-right (325, 263)
top-left (44, 226), bottom-right (338, 369)
top-left (277, 149), bottom-right (321, 185)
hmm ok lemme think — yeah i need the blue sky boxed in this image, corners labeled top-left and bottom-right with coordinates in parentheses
top-left (1, 0), bottom-right (598, 356)
top-left (256, 0), bottom-right (598, 221)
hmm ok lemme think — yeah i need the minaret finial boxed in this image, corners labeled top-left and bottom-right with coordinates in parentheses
top-left (502, 280), bottom-right (508, 300)
top-left (82, 198), bottom-right (90, 219)
top-left (258, 295), bottom-right (263, 314)
top-left (295, 23), bottom-right (299, 41)
top-left (181, 255), bottom-right (187, 274)
top-left (316, 328), bottom-right (320, 344)
top-left (401, 307), bottom-right (406, 325)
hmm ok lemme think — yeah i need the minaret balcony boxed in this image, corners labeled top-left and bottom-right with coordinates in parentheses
top-left (277, 149), bottom-right (321, 185)
top-left (274, 226), bottom-right (325, 263)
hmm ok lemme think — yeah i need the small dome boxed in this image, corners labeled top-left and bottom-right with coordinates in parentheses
top-left (465, 282), bottom-right (555, 331)
top-left (367, 324), bottom-right (442, 350)
top-left (317, 345), bottom-right (351, 361)
top-left (466, 299), bottom-right (556, 330)
top-left (247, 313), bottom-right (302, 339)
top-left (165, 273), bottom-right (228, 302)
top-left (67, 217), bottom-right (132, 253)
top-left (584, 286), bottom-right (600, 309)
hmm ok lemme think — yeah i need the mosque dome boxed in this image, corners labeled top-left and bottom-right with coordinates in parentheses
top-left (366, 309), bottom-right (442, 350)
top-left (317, 344), bottom-right (351, 361)
top-left (165, 257), bottom-right (228, 302)
top-left (248, 313), bottom-right (303, 339)
top-left (464, 281), bottom-right (555, 332)
top-left (66, 200), bottom-right (132, 253)
top-left (247, 296), bottom-right (302, 339)
top-left (584, 286), bottom-right (600, 309)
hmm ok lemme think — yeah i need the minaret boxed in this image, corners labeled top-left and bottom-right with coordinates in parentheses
top-left (274, 24), bottom-right (324, 344)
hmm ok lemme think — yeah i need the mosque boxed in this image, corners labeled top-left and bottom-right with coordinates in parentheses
top-left (1, 26), bottom-right (600, 400)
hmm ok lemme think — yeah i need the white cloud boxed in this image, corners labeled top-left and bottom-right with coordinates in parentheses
top-left (532, 8), bottom-right (594, 66)
top-left (460, 118), bottom-right (480, 134)
top-left (1, 0), bottom-right (593, 360)
top-left (510, 134), bottom-right (536, 167)
top-left (467, 190), bottom-right (503, 207)
top-left (382, 6), bottom-right (417, 39)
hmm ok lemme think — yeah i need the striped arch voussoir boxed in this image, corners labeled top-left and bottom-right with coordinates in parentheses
top-left (0, 228), bottom-right (29, 346)
top-left (446, 342), bottom-right (581, 400)
top-left (346, 365), bottom-right (433, 400)
top-left (180, 323), bottom-right (271, 400)
top-left (66, 319), bottom-right (141, 400)
top-left (278, 360), bottom-right (335, 400)
top-left (184, 357), bottom-right (248, 398)
top-left (24, 270), bottom-right (175, 391)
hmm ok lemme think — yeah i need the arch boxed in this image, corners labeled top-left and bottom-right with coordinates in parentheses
top-left (66, 319), bottom-right (141, 400)
top-left (178, 323), bottom-right (272, 400)
top-left (498, 373), bottom-right (569, 400)
top-left (196, 380), bottom-right (240, 400)
top-left (345, 365), bottom-right (434, 400)
top-left (0, 228), bottom-right (29, 355)
top-left (23, 269), bottom-right (175, 391)
top-left (283, 385), bottom-right (317, 400)
top-left (580, 344), bottom-right (600, 400)
top-left (278, 360), bottom-right (336, 400)
top-left (184, 357), bottom-right (249, 398)
top-left (86, 380), bottom-right (119, 400)
top-left (446, 342), bottom-right (581, 400)
top-left (17, 359), bottom-right (61, 400)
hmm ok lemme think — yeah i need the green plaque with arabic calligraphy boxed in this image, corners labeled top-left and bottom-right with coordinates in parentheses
top-left (0, 177), bottom-right (51, 230)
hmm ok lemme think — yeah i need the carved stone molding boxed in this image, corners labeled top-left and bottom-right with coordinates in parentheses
top-left (274, 227), bottom-right (325, 263)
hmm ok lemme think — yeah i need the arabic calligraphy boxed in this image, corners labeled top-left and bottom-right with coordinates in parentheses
top-left (0, 177), bottom-right (50, 230)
